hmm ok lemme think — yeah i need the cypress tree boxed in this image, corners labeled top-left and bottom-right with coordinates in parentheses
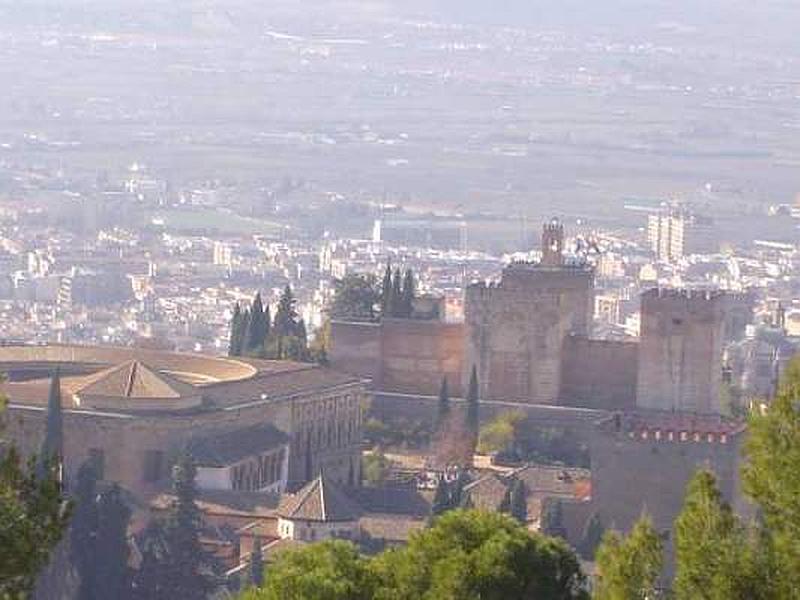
top-left (577, 511), bottom-right (604, 560)
top-left (237, 309), bottom-right (251, 357)
top-left (228, 303), bottom-right (242, 356)
top-left (400, 269), bottom-right (415, 318)
top-left (436, 376), bottom-right (450, 430)
top-left (380, 261), bottom-right (393, 317)
top-left (94, 484), bottom-right (132, 600)
top-left (274, 285), bottom-right (298, 337)
top-left (249, 536), bottom-right (264, 589)
top-left (70, 460), bottom-right (99, 600)
top-left (37, 369), bottom-right (64, 484)
top-left (509, 478), bottom-right (527, 524)
top-left (295, 319), bottom-right (308, 350)
top-left (466, 365), bottom-right (480, 440)
top-left (132, 523), bottom-right (167, 600)
top-left (157, 453), bottom-right (218, 598)
top-left (541, 498), bottom-right (567, 539)
top-left (391, 268), bottom-right (403, 317)
top-left (245, 293), bottom-right (268, 352)
top-left (431, 477), bottom-right (451, 517)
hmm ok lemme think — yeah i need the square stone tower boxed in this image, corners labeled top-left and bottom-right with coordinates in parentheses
top-left (636, 288), bottom-right (727, 414)
top-left (464, 222), bottom-right (593, 404)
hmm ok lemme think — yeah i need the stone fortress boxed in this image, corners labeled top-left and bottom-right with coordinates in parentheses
top-left (2, 345), bottom-right (367, 498)
top-left (330, 220), bottom-right (750, 415)
top-left (330, 220), bottom-right (754, 572)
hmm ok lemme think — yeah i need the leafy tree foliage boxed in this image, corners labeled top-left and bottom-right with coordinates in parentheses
top-left (0, 394), bottom-right (70, 598)
top-left (674, 470), bottom-right (767, 600)
top-left (594, 514), bottom-right (663, 600)
top-left (372, 510), bottom-right (587, 600)
top-left (740, 356), bottom-right (800, 598)
top-left (239, 540), bottom-right (374, 600)
top-left (477, 410), bottom-right (525, 456)
top-left (362, 451), bottom-right (390, 486)
top-left (330, 274), bottom-right (379, 321)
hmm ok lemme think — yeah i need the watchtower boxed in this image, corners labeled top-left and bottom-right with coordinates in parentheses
top-left (541, 220), bottom-right (565, 266)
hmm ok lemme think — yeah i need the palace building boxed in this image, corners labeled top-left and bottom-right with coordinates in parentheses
top-left (1, 344), bottom-right (367, 498)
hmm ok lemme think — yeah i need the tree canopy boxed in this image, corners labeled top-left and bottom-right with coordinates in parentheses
top-left (0, 393), bottom-right (70, 598)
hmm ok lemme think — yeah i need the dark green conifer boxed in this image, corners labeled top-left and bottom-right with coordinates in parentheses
top-left (436, 377), bottom-right (450, 430)
top-left (94, 484), bottom-right (132, 600)
top-left (380, 261), bottom-right (393, 317)
top-left (431, 477), bottom-right (451, 517)
top-left (249, 536), bottom-right (264, 589)
top-left (509, 478), bottom-right (528, 524)
top-left (37, 369), bottom-right (64, 484)
top-left (70, 460), bottom-right (99, 600)
top-left (228, 303), bottom-right (243, 356)
top-left (391, 269), bottom-right (403, 317)
top-left (466, 365), bottom-right (480, 440)
top-left (274, 285), bottom-right (298, 337)
top-left (245, 293), bottom-right (268, 352)
top-left (399, 269), bottom-right (415, 318)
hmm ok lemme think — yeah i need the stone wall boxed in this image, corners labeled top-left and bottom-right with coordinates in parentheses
top-left (560, 336), bottom-right (638, 410)
top-left (637, 289), bottom-right (726, 414)
top-left (381, 319), bottom-right (465, 397)
top-left (464, 264), bottom-right (593, 404)
top-left (328, 321), bottom-right (382, 383)
top-left (329, 319), bottom-right (466, 397)
top-left (591, 421), bottom-right (742, 576)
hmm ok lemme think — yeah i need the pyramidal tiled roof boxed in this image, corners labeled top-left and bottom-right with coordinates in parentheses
top-left (75, 360), bottom-right (197, 399)
top-left (278, 474), bottom-right (359, 522)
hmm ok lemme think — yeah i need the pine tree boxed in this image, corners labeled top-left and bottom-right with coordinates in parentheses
top-left (436, 376), bottom-right (450, 430)
top-left (399, 269), bottom-right (415, 318)
top-left (94, 484), bottom-right (132, 600)
top-left (249, 536), bottom-right (264, 589)
top-left (380, 261), bottom-right (393, 318)
top-left (228, 303), bottom-right (242, 356)
top-left (466, 365), bottom-right (480, 441)
top-left (70, 460), bottom-right (99, 600)
top-left (673, 470), bottom-right (762, 600)
top-left (509, 478), bottom-right (527, 524)
top-left (594, 514), bottom-right (663, 600)
top-left (157, 453), bottom-right (218, 598)
top-left (37, 369), bottom-right (64, 484)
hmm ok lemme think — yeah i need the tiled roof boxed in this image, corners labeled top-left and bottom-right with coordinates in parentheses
top-left (75, 360), bottom-right (197, 399)
top-left (188, 424), bottom-right (288, 468)
top-left (278, 474), bottom-right (360, 522)
top-left (463, 473), bottom-right (511, 512)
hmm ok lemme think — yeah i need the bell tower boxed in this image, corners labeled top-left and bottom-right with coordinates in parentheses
top-left (541, 219), bottom-right (564, 266)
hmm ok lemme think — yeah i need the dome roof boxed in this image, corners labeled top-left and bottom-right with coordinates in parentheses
top-left (73, 360), bottom-right (203, 412)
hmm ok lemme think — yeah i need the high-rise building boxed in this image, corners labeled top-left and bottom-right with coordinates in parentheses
top-left (648, 210), bottom-right (686, 263)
